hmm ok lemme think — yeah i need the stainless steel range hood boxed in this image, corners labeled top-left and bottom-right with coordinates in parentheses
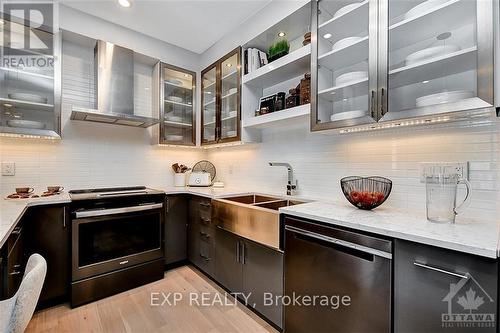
top-left (70, 40), bottom-right (159, 128)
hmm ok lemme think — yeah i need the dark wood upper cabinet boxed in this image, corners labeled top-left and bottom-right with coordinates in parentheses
top-left (201, 47), bottom-right (242, 145)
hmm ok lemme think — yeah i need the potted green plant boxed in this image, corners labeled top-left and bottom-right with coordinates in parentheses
top-left (268, 38), bottom-right (290, 62)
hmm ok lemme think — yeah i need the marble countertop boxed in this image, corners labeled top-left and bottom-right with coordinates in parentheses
top-left (280, 201), bottom-right (499, 259)
top-left (0, 193), bottom-right (71, 248)
top-left (1, 187), bottom-right (498, 259)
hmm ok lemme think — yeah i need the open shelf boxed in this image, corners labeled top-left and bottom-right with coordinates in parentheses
top-left (319, 36), bottom-right (369, 71)
top-left (0, 97), bottom-right (54, 111)
top-left (221, 90), bottom-right (238, 100)
top-left (242, 46), bottom-right (310, 87)
top-left (243, 104), bottom-right (310, 129)
top-left (389, 0), bottom-right (475, 51)
top-left (164, 81), bottom-right (192, 91)
top-left (204, 98), bottom-right (216, 107)
top-left (0, 67), bottom-right (54, 80)
top-left (389, 46), bottom-right (477, 88)
top-left (319, 1), bottom-right (369, 41)
top-left (164, 99), bottom-right (193, 107)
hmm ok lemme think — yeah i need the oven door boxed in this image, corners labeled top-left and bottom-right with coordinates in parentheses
top-left (72, 203), bottom-right (164, 281)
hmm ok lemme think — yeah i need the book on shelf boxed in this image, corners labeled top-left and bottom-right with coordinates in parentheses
top-left (244, 47), bottom-right (267, 75)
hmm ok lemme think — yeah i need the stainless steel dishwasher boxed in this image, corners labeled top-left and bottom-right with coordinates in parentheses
top-left (283, 216), bottom-right (392, 333)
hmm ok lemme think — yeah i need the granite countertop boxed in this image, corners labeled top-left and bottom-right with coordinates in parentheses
top-left (0, 193), bottom-right (71, 248)
top-left (1, 187), bottom-right (498, 259)
top-left (280, 201), bottom-right (499, 259)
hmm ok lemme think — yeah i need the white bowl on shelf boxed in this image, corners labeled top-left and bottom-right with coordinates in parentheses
top-left (8, 93), bottom-right (47, 104)
top-left (165, 135), bottom-right (184, 141)
top-left (333, 2), bottom-right (363, 19)
top-left (7, 119), bottom-right (46, 129)
top-left (405, 45), bottom-right (460, 66)
top-left (330, 110), bottom-right (366, 122)
top-left (335, 71), bottom-right (368, 86)
top-left (404, 0), bottom-right (450, 20)
top-left (416, 90), bottom-right (474, 107)
top-left (331, 36), bottom-right (365, 51)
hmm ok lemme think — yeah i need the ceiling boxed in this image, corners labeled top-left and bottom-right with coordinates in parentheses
top-left (61, 0), bottom-right (272, 54)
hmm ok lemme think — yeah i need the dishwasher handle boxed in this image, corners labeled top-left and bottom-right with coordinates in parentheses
top-left (75, 203), bottom-right (163, 218)
top-left (285, 225), bottom-right (392, 260)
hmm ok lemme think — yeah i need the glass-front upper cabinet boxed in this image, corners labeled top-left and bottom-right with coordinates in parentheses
top-left (160, 63), bottom-right (195, 145)
top-left (311, 0), bottom-right (378, 131)
top-left (380, 0), bottom-right (494, 122)
top-left (0, 18), bottom-right (61, 138)
top-left (201, 47), bottom-right (241, 145)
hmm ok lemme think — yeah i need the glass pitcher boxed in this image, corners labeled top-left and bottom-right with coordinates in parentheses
top-left (425, 174), bottom-right (471, 223)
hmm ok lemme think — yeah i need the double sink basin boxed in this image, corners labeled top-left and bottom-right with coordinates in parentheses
top-left (212, 194), bottom-right (307, 250)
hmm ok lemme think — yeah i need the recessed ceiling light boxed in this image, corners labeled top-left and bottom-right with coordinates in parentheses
top-left (323, 33), bottom-right (332, 39)
top-left (118, 0), bottom-right (132, 8)
top-left (278, 31), bottom-right (286, 37)
top-left (422, 80), bottom-right (429, 84)
top-left (226, 63), bottom-right (232, 67)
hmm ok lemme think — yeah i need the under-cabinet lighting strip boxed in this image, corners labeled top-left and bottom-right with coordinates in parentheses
top-left (0, 132), bottom-right (60, 140)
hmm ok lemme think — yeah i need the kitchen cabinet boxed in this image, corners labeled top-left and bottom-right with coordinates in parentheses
top-left (0, 19), bottom-right (62, 139)
top-left (214, 227), bottom-right (283, 328)
top-left (394, 239), bottom-right (497, 332)
top-left (24, 205), bottom-right (70, 307)
top-left (159, 63), bottom-right (196, 146)
top-left (188, 196), bottom-right (214, 276)
top-left (6, 224), bottom-right (24, 298)
top-left (311, 0), bottom-right (494, 131)
top-left (165, 195), bottom-right (188, 265)
top-left (201, 47), bottom-right (241, 145)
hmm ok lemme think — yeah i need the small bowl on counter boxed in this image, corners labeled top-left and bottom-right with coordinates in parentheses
top-left (340, 176), bottom-right (392, 210)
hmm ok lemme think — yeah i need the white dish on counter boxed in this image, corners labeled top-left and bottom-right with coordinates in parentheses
top-left (335, 71), bottom-right (368, 86)
top-left (330, 110), bottom-right (366, 122)
top-left (405, 45), bottom-right (460, 66)
top-left (7, 119), bottom-right (46, 129)
top-left (416, 90), bottom-right (474, 107)
top-left (404, 0), bottom-right (450, 20)
top-left (165, 134), bottom-right (184, 141)
top-left (331, 36), bottom-right (365, 51)
top-left (8, 93), bottom-right (47, 104)
top-left (333, 2), bottom-right (363, 19)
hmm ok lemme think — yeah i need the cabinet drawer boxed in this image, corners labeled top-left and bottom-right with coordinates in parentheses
top-left (7, 232), bottom-right (24, 297)
top-left (394, 240), bottom-right (498, 333)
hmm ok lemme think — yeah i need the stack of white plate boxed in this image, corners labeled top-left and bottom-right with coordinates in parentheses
top-left (335, 71), bottom-right (368, 86)
top-left (330, 110), bottom-right (366, 122)
top-left (416, 90), bottom-right (473, 107)
top-left (404, 0), bottom-right (450, 20)
top-left (333, 2), bottom-right (363, 19)
top-left (405, 45), bottom-right (460, 66)
top-left (331, 36), bottom-right (365, 51)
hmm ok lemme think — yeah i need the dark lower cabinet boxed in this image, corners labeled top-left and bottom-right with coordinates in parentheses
top-left (188, 196), bottom-right (214, 276)
top-left (165, 195), bottom-right (188, 265)
top-left (215, 227), bottom-right (283, 328)
top-left (6, 225), bottom-right (24, 298)
top-left (25, 205), bottom-right (70, 307)
top-left (394, 239), bottom-right (498, 333)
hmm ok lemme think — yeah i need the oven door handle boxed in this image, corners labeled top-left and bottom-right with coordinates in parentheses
top-left (75, 203), bottom-right (163, 218)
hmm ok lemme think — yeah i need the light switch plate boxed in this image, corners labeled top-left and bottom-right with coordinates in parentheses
top-left (419, 162), bottom-right (469, 183)
top-left (1, 162), bottom-right (15, 176)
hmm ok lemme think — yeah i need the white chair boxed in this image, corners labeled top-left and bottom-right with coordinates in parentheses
top-left (0, 254), bottom-right (47, 333)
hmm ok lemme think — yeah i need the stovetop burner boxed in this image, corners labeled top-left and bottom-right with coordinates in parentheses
top-left (69, 186), bottom-right (164, 200)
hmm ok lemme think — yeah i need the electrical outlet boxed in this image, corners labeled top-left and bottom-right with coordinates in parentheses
top-left (1, 162), bottom-right (15, 176)
top-left (419, 162), bottom-right (469, 183)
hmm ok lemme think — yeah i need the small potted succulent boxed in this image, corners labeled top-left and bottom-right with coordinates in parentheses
top-left (172, 163), bottom-right (191, 187)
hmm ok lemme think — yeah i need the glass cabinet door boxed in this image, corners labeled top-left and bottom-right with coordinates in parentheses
top-left (311, 0), bottom-right (378, 131)
top-left (219, 49), bottom-right (240, 142)
top-left (202, 65), bottom-right (217, 144)
top-left (160, 64), bottom-right (195, 145)
top-left (0, 19), bottom-right (60, 138)
top-left (381, 0), bottom-right (493, 121)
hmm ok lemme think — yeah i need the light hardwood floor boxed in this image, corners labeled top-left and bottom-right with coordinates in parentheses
top-left (26, 265), bottom-right (278, 333)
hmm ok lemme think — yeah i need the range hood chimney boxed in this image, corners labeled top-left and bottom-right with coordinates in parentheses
top-left (70, 40), bottom-right (159, 128)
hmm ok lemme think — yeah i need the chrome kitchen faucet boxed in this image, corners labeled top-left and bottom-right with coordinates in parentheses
top-left (269, 162), bottom-right (297, 196)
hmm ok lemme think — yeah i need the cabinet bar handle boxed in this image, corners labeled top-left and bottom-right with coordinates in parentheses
top-left (199, 202), bottom-right (211, 207)
top-left (380, 88), bottom-right (386, 115)
top-left (236, 241), bottom-right (240, 263)
top-left (200, 254), bottom-right (210, 261)
top-left (63, 206), bottom-right (67, 228)
top-left (200, 217), bottom-right (210, 224)
top-left (414, 262), bottom-right (469, 280)
top-left (371, 90), bottom-right (376, 118)
top-left (242, 243), bottom-right (247, 264)
top-left (9, 271), bottom-right (21, 276)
